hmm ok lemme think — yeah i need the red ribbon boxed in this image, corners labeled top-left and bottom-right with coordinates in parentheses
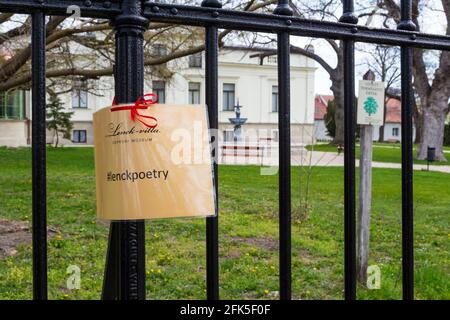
top-left (111, 93), bottom-right (158, 128)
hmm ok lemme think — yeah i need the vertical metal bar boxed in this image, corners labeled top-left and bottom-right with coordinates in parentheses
top-left (102, 0), bottom-right (149, 300)
top-left (342, 40), bottom-right (357, 301)
top-left (102, 223), bottom-right (119, 300)
top-left (274, 1), bottom-right (292, 300)
top-left (202, 0), bottom-right (221, 300)
top-left (31, 11), bottom-right (47, 301)
top-left (339, 1), bottom-right (358, 301)
top-left (398, 0), bottom-right (416, 301)
top-left (399, 46), bottom-right (414, 300)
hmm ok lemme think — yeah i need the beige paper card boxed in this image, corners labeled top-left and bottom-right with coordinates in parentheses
top-left (93, 104), bottom-right (215, 220)
top-left (357, 80), bottom-right (385, 126)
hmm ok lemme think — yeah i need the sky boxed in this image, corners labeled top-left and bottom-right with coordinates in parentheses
top-left (288, 1), bottom-right (447, 95)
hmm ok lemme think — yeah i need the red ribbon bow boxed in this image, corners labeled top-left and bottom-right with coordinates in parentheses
top-left (111, 93), bottom-right (158, 128)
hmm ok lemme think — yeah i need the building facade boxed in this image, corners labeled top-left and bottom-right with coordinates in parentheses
top-left (314, 94), bottom-right (414, 143)
top-left (0, 47), bottom-right (316, 147)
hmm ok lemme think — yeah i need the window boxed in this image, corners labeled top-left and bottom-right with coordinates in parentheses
top-left (188, 82), bottom-right (201, 104)
top-left (0, 90), bottom-right (25, 120)
top-left (392, 127), bottom-right (399, 137)
top-left (152, 81), bottom-right (166, 104)
top-left (223, 130), bottom-right (234, 142)
top-left (153, 44), bottom-right (168, 57)
top-left (223, 83), bottom-right (235, 111)
top-left (152, 44), bottom-right (168, 66)
top-left (272, 85), bottom-right (279, 112)
top-left (72, 80), bottom-right (88, 108)
top-left (189, 53), bottom-right (202, 68)
top-left (73, 130), bottom-right (87, 143)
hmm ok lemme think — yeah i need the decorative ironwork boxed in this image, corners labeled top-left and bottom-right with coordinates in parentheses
top-left (0, 0), bottom-right (439, 301)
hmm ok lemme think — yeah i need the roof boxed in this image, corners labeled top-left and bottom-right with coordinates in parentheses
top-left (314, 95), bottom-right (402, 123)
top-left (314, 94), bottom-right (334, 120)
top-left (385, 98), bottom-right (401, 123)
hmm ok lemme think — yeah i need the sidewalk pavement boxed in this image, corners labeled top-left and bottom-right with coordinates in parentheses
top-left (220, 150), bottom-right (450, 174)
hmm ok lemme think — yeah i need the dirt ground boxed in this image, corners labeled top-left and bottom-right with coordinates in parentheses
top-left (0, 219), bottom-right (56, 257)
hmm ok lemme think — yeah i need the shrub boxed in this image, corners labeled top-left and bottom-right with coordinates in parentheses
top-left (444, 124), bottom-right (450, 146)
top-left (324, 99), bottom-right (336, 138)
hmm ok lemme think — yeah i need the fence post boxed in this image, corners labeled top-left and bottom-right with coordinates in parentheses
top-left (201, 0), bottom-right (222, 301)
top-left (398, 0), bottom-right (416, 301)
top-left (357, 69), bottom-right (375, 284)
top-left (31, 11), bottom-right (47, 301)
top-left (274, 0), bottom-right (293, 301)
top-left (102, 0), bottom-right (149, 300)
top-left (339, 0), bottom-right (358, 301)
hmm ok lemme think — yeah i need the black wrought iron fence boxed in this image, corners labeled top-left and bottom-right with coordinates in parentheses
top-left (0, 0), bottom-right (446, 300)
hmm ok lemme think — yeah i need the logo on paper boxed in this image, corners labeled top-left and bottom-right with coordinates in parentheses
top-left (106, 122), bottom-right (160, 137)
top-left (363, 96), bottom-right (378, 116)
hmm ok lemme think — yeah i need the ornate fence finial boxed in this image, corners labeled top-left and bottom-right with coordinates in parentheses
top-left (114, 0), bottom-right (149, 30)
top-left (201, 0), bottom-right (222, 8)
top-left (397, 1), bottom-right (416, 31)
top-left (274, 0), bottom-right (293, 16)
top-left (339, 0), bottom-right (358, 24)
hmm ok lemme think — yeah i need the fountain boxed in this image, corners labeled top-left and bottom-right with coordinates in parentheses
top-left (228, 101), bottom-right (247, 142)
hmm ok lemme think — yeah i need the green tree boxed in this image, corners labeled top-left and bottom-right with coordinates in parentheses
top-left (46, 91), bottom-right (73, 147)
top-left (324, 99), bottom-right (336, 139)
top-left (363, 96), bottom-right (378, 116)
top-left (444, 124), bottom-right (450, 146)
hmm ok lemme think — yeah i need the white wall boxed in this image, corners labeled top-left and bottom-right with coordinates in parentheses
top-left (372, 123), bottom-right (414, 142)
top-left (0, 121), bottom-right (29, 147)
top-left (216, 49), bottom-right (315, 126)
top-left (383, 123), bottom-right (402, 142)
top-left (7, 47), bottom-right (317, 146)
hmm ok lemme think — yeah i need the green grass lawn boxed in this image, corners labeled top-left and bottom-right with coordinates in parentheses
top-left (308, 143), bottom-right (450, 166)
top-left (0, 147), bottom-right (448, 300)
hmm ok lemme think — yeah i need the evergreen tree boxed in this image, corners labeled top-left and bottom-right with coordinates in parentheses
top-left (46, 91), bottom-right (74, 147)
top-left (324, 99), bottom-right (336, 139)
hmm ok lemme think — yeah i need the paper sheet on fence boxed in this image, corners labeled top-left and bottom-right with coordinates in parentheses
top-left (93, 104), bottom-right (215, 220)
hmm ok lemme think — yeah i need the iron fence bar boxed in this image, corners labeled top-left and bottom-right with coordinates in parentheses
top-left (101, 0), bottom-right (149, 300)
top-left (102, 222), bottom-right (119, 299)
top-left (0, 0), bottom-right (433, 302)
top-left (202, 0), bottom-right (221, 301)
top-left (0, 0), bottom-right (121, 18)
top-left (142, 3), bottom-right (450, 51)
top-left (1, 1), bottom-right (450, 49)
top-left (275, 1), bottom-right (292, 301)
top-left (31, 10), bottom-right (47, 301)
top-left (340, 2), bottom-right (357, 301)
top-left (398, 0), bottom-right (416, 301)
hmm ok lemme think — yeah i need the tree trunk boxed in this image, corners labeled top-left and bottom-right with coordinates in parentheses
top-left (333, 96), bottom-right (345, 145)
top-left (378, 125), bottom-right (385, 142)
top-left (417, 99), bottom-right (448, 161)
top-left (55, 129), bottom-right (59, 148)
top-left (413, 108), bottom-right (423, 145)
top-left (378, 101), bottom-right (387, 142)
top-left (330, 72), bottom-right (345, 145)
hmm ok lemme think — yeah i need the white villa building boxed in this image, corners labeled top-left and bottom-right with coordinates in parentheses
top-left (0, 46), bottom-right (316, 147)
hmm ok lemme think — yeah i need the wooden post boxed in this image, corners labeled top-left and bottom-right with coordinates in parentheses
top-left (357, 124), bottom-right (373, 283)
top-left (357, 70), bottom-right (375, 283)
